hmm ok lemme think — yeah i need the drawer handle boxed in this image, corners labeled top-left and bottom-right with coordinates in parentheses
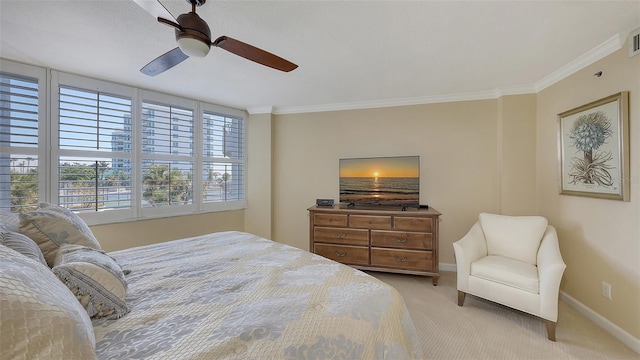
top-left (334, 233), bottom-right (347, 239)
top-left (335, 251), bottom-right (347, 257)
top-left (394, 256), bottom-right (408, 262)
top-left (394, 237), bottom-right (408, 243)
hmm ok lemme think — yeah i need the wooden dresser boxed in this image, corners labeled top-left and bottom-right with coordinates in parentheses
top-left (308, 205), bottom-right (441, 285)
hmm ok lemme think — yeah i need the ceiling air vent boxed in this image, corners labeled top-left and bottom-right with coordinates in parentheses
top-left (630, 28), bottom-right (640, 58)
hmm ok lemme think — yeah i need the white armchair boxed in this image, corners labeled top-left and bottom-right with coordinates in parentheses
top-left (453, 213), bottom-right (566, 341)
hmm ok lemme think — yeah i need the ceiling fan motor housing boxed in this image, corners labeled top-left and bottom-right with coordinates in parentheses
top-left (175, 12), bottom-right (212, 57)
top-left (188, 0), bottom-right (207, 6)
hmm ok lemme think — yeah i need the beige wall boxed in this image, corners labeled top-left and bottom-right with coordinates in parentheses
top-left (536, 42), bottom-right (640, 338)
top-left (90, 210), bottom-right (244, 252)
top-left (244, 113), bottom-right (273, 239)
top-left (270, 100), bottom-right (514, 265)
top-left (499, 94), bottom-right (538, 215)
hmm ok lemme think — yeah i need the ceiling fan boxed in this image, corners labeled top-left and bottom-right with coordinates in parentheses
top-left (133, 0), bottom-right (298, 76)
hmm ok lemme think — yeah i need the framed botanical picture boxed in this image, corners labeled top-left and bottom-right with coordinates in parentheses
top-left (558, 92), bottom-right (630, 201)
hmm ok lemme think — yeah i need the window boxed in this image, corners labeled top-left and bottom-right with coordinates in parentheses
top-left (0, 64), bottom-right (46, 212)
top-left (141, 102), bottom-right (193, 157)
top-left (142, 160), bottom-right (193, 207)
top-left (57, 85), bottom-right (133, 212)
top-left (0, 59), bottom-right (247, 223)
top-left (140, 96), bottom-right (195, 213)
top-left (202, 111), bottom-right (244, 204)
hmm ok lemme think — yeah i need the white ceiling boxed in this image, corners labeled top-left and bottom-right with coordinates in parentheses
top-left (1, 1), bottom-right (639, 114)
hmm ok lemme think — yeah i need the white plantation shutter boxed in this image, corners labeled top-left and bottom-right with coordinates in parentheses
top-left (57, 85), bottom-right (133, 211)
top-left (141, 100), bottom-right (194, 208)
top-left (0, 61), bottom-right (247, 222)
top-left (0, 73), bottom-right (41, 211)
top-left (202, 112), bottom-right (244, 204)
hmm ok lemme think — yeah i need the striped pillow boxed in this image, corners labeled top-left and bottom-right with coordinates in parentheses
top-left (0, 231), bottom-right (47, 266)
top-left (53, 244), bottom-right (130, 319)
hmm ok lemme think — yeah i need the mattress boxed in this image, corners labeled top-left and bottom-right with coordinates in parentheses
top-left (92, 231), bottom-right (423, 359)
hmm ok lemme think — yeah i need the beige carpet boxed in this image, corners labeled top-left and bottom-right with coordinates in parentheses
top-left (369, 271), bottom-right (639, 360)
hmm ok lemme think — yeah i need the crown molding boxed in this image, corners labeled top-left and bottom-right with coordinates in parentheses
top-left (272, 90), bottom-right (498, 115)
top-left (535, 34), bottom-right (622, 92)
top-left (247, 33), bottom-right (622, 116)
top-left (270, 85), bottom-right (540, 115)
top-left (495, 84), bottom-right (538, 97)
top-left (246, 106), bottom-right (274, 115)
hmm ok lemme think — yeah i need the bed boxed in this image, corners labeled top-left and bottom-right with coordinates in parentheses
top-left (1, 207), bottom-right (423, 360)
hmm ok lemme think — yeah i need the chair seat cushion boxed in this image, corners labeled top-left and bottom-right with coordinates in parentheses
top-left (471, 255), bottom-right (539, 294)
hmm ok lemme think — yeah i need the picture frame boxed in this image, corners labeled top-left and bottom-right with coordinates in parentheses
top-left (558, 92), bottom-right (630, 201)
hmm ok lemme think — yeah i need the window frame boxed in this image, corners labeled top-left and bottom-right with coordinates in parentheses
top-left (0, 59), bottom-right (248, 225)
top-left (0, 60), bottom-right (48, 212)
top-left (140, 90), bottom-right (199, 218)
top-left (200, 102), bottom-right (247, 213)
top-left (51, 71), bottom-right (139, 224)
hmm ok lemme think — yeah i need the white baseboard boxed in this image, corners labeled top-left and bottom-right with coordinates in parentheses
top-left (439, 262), bottom-right (457, 272)
top-left (441, 263), bottom-right (639, 354)
top-left (560, 291), bottom-right (640, 354)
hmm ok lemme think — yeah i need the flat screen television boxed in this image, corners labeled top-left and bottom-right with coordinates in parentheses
top-left (339, 156), bottom-right (420, 208)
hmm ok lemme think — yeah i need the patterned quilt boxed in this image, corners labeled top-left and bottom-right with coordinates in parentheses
top-left (92, 231), bottom-right (423, 359)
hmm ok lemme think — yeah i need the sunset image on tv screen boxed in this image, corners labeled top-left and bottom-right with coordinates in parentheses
top-left (339, 156), bottom-right (419, 207)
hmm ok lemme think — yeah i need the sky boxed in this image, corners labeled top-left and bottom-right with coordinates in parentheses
top-left (339, 156), bottom-right (419, 178)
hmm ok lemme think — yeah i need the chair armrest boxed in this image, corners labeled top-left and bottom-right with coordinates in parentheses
top-left (453, 222), bottom-right (487, 291)
top-left (537, 225), bottom-right (566, 321)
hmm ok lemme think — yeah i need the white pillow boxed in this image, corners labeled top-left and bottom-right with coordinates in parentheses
top-left (0, 211), bottom-right (20, 232)
top-left (19, 203), bottom-right (102, 267)
top-left (478, 213), bottom-right (548, 265)
top-left (0, 231), bottom-right (47, 266)
top-left (53, 244), bottom-right (130, 319)
top-left (0, 245), bottom-right (97, 359)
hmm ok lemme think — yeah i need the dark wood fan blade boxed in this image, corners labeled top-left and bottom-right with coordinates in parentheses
top-left (140, 47), bottom-right (189, 76)
top-left (212, 36), bottom-right (298, 72)
top-left (132, 0), bottom-right (177, 23)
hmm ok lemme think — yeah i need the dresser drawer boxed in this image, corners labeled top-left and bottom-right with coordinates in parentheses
top-left (349, 215), bottom-right (392, 230)
top-left (315, 244), bottom-right (369, 266)
top-left (394, 217), bottom-right (433, 232)
top-left (370, 248), bottom-right (432, 271)
top-left (370, 231), bottom-right (432, 250)
top-left (314, 213), bottom-right (348, 227)
top-left (314, 227), bottom-right (369, 246)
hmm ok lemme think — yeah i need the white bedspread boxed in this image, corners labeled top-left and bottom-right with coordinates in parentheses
top-left (93, 231), bottom-right (423, 359)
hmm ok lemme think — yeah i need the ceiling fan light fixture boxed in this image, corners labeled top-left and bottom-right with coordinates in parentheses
top-left (177, 37), bottom-right (210, 57)
top-left (136, 0), bottom-right (297, 75)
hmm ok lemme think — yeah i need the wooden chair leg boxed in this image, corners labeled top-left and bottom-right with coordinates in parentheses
top-left (457, 291), bottom-right (466, 306)
top-left (545, 320), bottom-right (557, 341)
